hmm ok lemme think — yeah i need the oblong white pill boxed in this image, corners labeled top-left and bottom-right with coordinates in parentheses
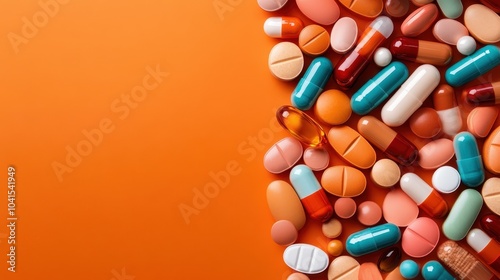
top-left (283, 244), bottom-right (329, 274)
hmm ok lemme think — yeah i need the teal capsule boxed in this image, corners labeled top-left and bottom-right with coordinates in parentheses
top-left (291, 57), bottom-right (333, 110)
top-left (421, 260), bottom-right (454, 280)
top-left (351, 61), bottom-right (409, 115)
top-left (346, 223), bottom-right (401, 257)
top-left (442, 189), bottom-right (483, 241)
top-left (445, 45), bottom-right (500, 87)
top-left (453, 132), bottom-right (484, 187)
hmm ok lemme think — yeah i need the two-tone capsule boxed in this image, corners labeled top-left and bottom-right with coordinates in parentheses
top-left (358, 116), bottom-right (418, 166)
top-left (433, 84), bottom-right (462, 137)
top-left (264, 17), bottom-right (304, 38)
top-left (335, 16), bottom-right (394, 89)
top-left (400, 173), bottom-right (448, 218)
top-left (351, 61), bottom-right (409, 115)
top-left (289, 165), bottom-right (333, 222)
top-left (390, 37), bottom-right (452, 66)
top-left (465, 81), bottom-right (500, 106)
top-left (291, 57), bottom-right (333, 110)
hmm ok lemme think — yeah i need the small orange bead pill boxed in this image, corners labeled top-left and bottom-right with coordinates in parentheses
top-left (327, 240), bottom-right (344, 256)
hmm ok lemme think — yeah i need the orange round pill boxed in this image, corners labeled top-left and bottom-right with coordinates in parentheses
top-left (298, 25), bottom-right (330, 56)
top-left (409, 107), bottom-right (442, 138)
top-left (271, 220), bottom-right (298, 246)
top-left (327, 240), bottom-right (344, 256)
top-left (357, 201), bottom-right (382, 226)
top-left (334, 197), bottom-right (357, 219)
top-left (314, 90), bottom-right (352, 125)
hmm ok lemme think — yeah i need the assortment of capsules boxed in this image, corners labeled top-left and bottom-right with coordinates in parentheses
top-left (260, 0), bottom-right (500, 279)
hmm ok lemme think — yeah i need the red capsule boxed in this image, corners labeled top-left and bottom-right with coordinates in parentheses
top-left (465, 81), bottom-right (500, 106)
top-left (481, 214), bottom-right (500, 242)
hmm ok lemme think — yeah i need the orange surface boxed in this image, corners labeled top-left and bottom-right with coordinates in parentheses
top-left (0, 1), bottom-right (500, 280)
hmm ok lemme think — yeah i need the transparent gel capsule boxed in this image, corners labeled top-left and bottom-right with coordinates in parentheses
top-left (377, 247), bottom-right (402, 273)
top-left (276, 105), bottom-right (327, 147)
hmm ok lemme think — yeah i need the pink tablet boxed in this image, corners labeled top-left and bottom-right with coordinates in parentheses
top-left (402, 217), bottom-right (440, 258)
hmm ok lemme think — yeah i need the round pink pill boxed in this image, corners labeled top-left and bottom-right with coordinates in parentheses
top-left (357, 201), bottom-right (382, 226)
top-left (402, 217), bottom-right (440, 258)
top-left (303, 146), bottom-right (330, 171)
top-left (271, 220), bottom-right (298, 246)
top-left (334, 198), bottom-right (357, 219)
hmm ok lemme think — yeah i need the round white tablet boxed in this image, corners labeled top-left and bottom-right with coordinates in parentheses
top-left (457, 36), bottom-right (476, 56)
top-left (432, 166), bottom-right (461, 193)
top-left (374, 47), bottom-right (392, 67)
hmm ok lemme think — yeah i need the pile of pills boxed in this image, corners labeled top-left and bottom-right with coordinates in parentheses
top-left (259, 0), bottom-right (500, 279)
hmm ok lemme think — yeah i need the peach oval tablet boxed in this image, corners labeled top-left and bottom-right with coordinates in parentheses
top-left (359, 262), bottom-right (383, 280)
top-left (464, 4), bottom-right (500, 44)
top-left (483, 126), bottom-right (500, 175)
top-left (335, 197), bottom-right (357, 219)
top-left (268, 42), bottom-right (304, 81)
top-left (322, 218), bottom-right (343, 238)
top-left (401, 4), bottom-right (438, 37)
top-left (266, 180), bottom-right (306, 230)
top-left (482, 177), bottom-right (500, 215)
top-left (287, 273), bottom-right (310, 280)
top-left (371, 159), bottom-right (401, 187)
top-left (383, 188), bottom-right (419, 227)
top-left (402, 217), bottom-right (440, 258)
top-left (303, 146), bottom-right (330, 171)
top-left (433, 19), bottom-right (469, 45)
top-left (257, 0), bottom-right (288, 11)
top-left (338, 0), bottom-right (383, 18)
top-left (328, 256), bottom-right (360, 280)
top-left (321, 166), bottom-right (367, 197)
top-left (385, 0), bottom-right (410, 18)
top-left (330, 17), bottom-right (358, 54)
top-left (409, 107), bottom-right (442, 138)
top-left (263, 137), bottom-right (303, 174)
top-left (271, 220), bottom-right (298, 246)
top-left (296, 0), bottom-right (340, 26)
top-left (327, 126), bottom-right (376, 169)
top-left (357, 201), bottom-right (382, 226)
top-left (314, 89), bottom-right (352, 125)
top-left (418, 138), bottom-right (454, 170)
top-left (299, 25), bottom-right (330, 56)
top-left (385, 266), bottom-right (406, 280)
top-left (467, 106), bottom-right (498, 138)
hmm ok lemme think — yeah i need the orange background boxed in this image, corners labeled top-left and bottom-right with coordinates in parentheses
top-left (0, 0), bottom-right (500, 279)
